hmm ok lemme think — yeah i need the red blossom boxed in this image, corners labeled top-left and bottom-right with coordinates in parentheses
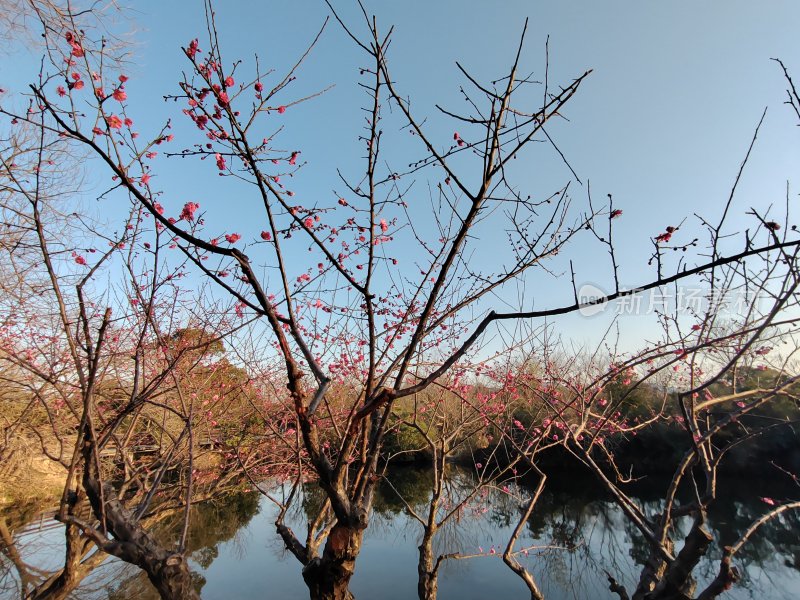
top-left (611, 209), bottom-right (623, 218)
top-left (106, 115), bottom-right (123, 129)
top-left (215, 153), bottom-right (226, 171)
top-left (112, 87), bottom-right (127, 101)
top-left (186, 39), bottom-right (201, 59)
top-left (224, 233), bottom-right (241, 244)
top-left (254, 81), bottom-right (263, 92)
top-left (277, 105), bottom-right (286, 114)
top-left (224, 76), bottom-right (234, 87)
top-left (57, 86), bottom-right (66, 97)
top-left (119, 74), bottom-right (129, 83)
top-left (180, 202), bottom-right (200, 221)
top-left (260, 231), bottom-right (272, 241)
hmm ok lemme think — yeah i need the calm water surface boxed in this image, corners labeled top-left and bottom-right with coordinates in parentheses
top-left (2, 466), bottom-right (798, 599)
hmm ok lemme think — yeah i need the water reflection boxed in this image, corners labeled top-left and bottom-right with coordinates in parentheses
top-left (1, 467), bottom-right (798, 599)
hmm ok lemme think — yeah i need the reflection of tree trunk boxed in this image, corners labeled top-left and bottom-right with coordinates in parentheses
top-left (27, 520), bottom-right (105, 600)
top-left (1, 516), bottom-right (35, 595)
top-left (302, 523), bottom-right (363, 600)
top-left (4, 491), bottom-right (105, 600)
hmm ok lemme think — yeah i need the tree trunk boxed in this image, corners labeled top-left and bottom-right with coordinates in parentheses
top-left (144, 554), bottom-right (198, 600)
top-left (28, 495), bottom-right (107, 600)
top-left (302, 524), bottom-right (364, 600)
top-left (417, 527), bottom-right (438, 600)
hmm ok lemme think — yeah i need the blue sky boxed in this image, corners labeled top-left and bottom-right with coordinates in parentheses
top-left (4, 0), bottom-right (800, 354)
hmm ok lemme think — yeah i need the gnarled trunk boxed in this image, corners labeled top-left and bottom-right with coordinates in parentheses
top-left (302, 523), bottom-right (364, 600)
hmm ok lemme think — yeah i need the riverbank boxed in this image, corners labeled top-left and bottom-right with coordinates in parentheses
top-left (0, 436), bottom-right (66, 511)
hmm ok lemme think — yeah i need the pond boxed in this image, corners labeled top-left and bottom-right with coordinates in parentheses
top-left (1, 465), bottom-right (799, 599)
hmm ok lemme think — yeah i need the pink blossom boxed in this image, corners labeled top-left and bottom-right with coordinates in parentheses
top-left (112, 87), bottom-right (127, 101)
top-left (186, 39), bottom-right (201, 59)
top-left (215, 153), bottom-right (226, 171)
top-left (277, 105), bottom-right (286, 114)
top-left (57, 86), bottom-right (66, 97)
top-left (180, 202), bottom-right (200, 221)
top-left (379, 218), bottom-right (388, 232)
top-left (304, 217), bottom-right (314, 228)
top-left (106, 115), bottom-right (123, 129)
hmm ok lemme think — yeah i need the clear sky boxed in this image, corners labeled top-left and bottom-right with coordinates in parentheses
top-left (4, 0), bottom-right (800, 354)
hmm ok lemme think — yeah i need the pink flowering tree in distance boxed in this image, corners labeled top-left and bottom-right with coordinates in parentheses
top-left (3, 1), bottom-right (800, 599)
